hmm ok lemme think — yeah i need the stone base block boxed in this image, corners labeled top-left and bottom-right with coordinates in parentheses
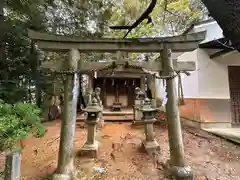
top-left (169, 165), bottom-right (194, 180)
top-left (52, 173), bottom-right (71, 180)
top-left (78, 141), bottom-right (99, 158)
top-left (181, 117), bottom-right (231, 129)
top-left (132, 120), bottom-right (145, 126)
top-left (142, 140), bottom-right (160, 154)
top-left (97, 119), bottom-right (104, 129)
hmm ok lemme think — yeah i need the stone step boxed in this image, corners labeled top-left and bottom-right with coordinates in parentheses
top-left (203, 128), bottom-right (240, 144)
top-left (76, 113), bottom-right (133, 122)
top-left (103, 111), bottom-right (134, 116)
top-left (104, 115), bottom-right (133, 121)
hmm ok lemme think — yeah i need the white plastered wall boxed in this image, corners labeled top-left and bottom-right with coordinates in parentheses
top-left (177, 49), bottom-right (200, 98)
top-left (197, 48), bottom-right (230, 99)
top-left (178, 49), bottom-right (240, 99)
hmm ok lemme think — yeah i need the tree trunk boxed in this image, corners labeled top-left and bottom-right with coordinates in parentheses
top-left (201, 0), bottom-right (240, 50)
top-left (30, 41), bottom-right (42, 107)
top-left (0, 0), bottom-right (6, 83)
top-left (35, 52), bottom-right (42, 107)
top-left (0, 1), bottom-right (4, 63)
top-left (53, 49), bottom-right (80, 180)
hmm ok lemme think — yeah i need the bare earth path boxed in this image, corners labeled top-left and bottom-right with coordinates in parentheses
top-left (0, 120), bottom-right (240, 180)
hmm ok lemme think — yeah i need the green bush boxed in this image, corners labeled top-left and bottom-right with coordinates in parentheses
top-left (0, 101), bottom-right (46, 152)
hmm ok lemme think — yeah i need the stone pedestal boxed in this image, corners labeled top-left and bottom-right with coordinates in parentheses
top-left (168, 165), bottom-right (194, 180)
top-left (79, 121), bottom-right (99, 158)
top-left (135, 107), bottom-right (142, 121)
top-left (141, 98), bottom-right (160, 154)
top-left (142, 119), bottom-right (160, 153)
top-left (97, 111), bottom-right (104, 129)
top-left (151, 99), bottom-right (157, 108)
top-left (4, 152), bottom-right (21, 180)
top-left (52, 174), bottom-right (72, 180)
top-left (132, 99), bottom-right (144, 126)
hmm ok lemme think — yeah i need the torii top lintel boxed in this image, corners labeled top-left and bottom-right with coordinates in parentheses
top-left (28, 30), bottom-right (206, 53)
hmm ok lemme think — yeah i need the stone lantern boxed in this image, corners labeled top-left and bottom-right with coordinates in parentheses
top-left (79, 97), bottom-right (102, 158)
top-left (141, 98), bottom-right (160, 153)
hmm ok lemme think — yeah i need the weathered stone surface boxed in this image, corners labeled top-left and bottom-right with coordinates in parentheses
top-left (169, 165), bottom-right (194, 180)
top-left (134, 108), bottom-right (142, 121)
top-left (79, 98), bottom-right (102, 158)
top-left (52, 173), bottom-right (71, 180)
top-left (133, 98), bottom-right (144, 125)
top-left (79, 122), bottom-right (99, 158)
top-left (53, 49), bottom-right (80, 178)
top-left (140, 98), bottom-right (160, 154)
top-left (141, 140), bottom-right (160, 154)
top-left (4, 152), bottom-right (21, 180)
top-left (78, 141), bottom-right (99, 158)
top-left (28, 29), bottom-right (205, 53)
top-left (97, 118), bottom-right (104, 129)
top-left (151, 99), bottom-right (157, 108)
top-left (161, 46), bottom-right (186, 167)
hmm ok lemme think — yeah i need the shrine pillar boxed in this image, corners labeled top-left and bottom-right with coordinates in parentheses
top-left (86, 74), bottom-right (93, 106)
top-left (152, 76), bottom-right (157, 107)
top-left (88, 74), bottom-right (93, 93)
top-left (151, 75), bottom-right (156, 99)
top-left (53, 49), bottom-right (80, 180)
top-left (161, 45), bottom-right (193, 180)
top-left (140, 76), bottom-right (145, 91)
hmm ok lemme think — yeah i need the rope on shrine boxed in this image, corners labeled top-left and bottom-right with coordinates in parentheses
top-left (37, 61), bottom-right (190, 81)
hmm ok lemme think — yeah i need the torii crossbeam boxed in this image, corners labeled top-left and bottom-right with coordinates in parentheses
top-left (28, 30), bottom-right (205, 53)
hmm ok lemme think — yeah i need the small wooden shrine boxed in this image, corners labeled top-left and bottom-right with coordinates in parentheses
top-left (40, 56), bottom-right (196, 112)
top-left (88, 61), bottom-right (148, 111)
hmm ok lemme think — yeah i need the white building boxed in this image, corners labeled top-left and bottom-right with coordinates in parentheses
top-left (176, 19), bottom-right (240, 128)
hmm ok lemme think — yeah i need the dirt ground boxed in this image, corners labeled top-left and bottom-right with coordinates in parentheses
top-left (0, 120), bottom-right (240, 180)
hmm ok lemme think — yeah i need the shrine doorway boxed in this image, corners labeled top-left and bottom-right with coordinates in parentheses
top-left (93, 77), bottom-right (140, 110)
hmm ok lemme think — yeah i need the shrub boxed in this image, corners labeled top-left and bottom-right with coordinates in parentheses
top-left (0, 101), bottom-right (46, 152)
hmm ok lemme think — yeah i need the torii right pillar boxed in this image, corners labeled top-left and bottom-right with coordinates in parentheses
top-left (160, 45), bottom-right (193, 180)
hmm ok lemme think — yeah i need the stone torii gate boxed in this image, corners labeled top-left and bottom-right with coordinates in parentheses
top-left (28, 30), bottom-right (205, 180)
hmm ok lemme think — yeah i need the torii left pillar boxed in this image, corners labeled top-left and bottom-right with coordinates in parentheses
top-left (53, 49), bottom-right (80, 180)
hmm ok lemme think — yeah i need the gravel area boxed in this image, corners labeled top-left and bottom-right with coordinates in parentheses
top-left (0, 120), bottom-right (239, 180)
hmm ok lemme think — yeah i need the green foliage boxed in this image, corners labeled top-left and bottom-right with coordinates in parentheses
top-left (106, 0), bottom-right (205, 38)
top-left (0, 101), bottom-right (46, 152)
top-left (0, 0), bottom-right (208, 107)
